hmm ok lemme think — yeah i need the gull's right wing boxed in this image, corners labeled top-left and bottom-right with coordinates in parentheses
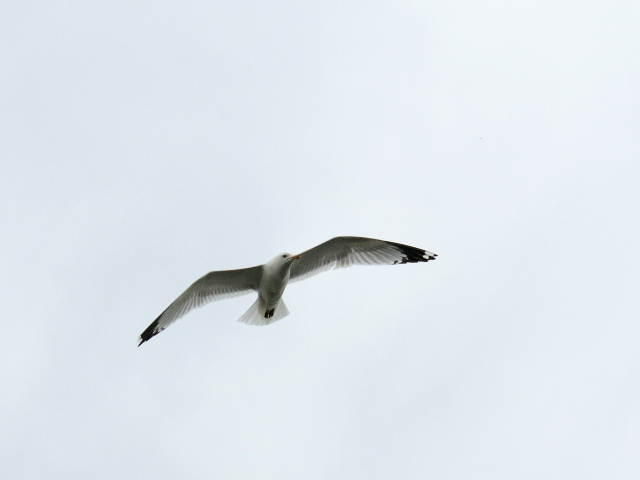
top-left (138, 266), bottom-right (263, 345)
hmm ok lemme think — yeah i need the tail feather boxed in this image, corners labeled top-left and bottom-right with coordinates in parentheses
top-left (238, 298), bottom-right (290, 326)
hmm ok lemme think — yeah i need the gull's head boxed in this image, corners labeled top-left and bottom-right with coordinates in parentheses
top-left (270, 253), bottom-right (301, 267)
top-left (279, 253), bottom-right (301, 263)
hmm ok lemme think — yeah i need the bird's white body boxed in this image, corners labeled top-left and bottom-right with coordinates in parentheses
top-left (239, 253), bottom-right (296, 326)
top-left (258, 254), bottom-right (293, 310)
top-left (138, 236), bottom-right (437, 345)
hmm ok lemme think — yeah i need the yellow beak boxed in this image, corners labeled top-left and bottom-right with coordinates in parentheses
top-left (291, 254), bottom-right (301, 260)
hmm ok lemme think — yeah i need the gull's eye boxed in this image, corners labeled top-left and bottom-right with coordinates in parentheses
top-left (282, 254), bottom-right (287, 258)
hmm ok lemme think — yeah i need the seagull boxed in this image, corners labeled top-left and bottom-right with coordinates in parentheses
top-left (138, 236), bottom-right (437, 345)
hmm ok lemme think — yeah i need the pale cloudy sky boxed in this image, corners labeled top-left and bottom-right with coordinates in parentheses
top-left (1, 1), bottom-right (639, 479)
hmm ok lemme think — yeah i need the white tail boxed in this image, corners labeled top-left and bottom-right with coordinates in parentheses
top-left (238, 298), bottom-right (290, 326)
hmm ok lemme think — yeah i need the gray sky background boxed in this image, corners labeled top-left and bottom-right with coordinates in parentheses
top-left (1, 1), bottom-right (639, 478)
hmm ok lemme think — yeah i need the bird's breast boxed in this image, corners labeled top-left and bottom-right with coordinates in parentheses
top-left (258, 269), bottom-right (289, 304)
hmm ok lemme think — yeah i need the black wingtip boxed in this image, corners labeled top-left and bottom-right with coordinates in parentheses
top-left (389, 242), bottom-right (438, 264)
top-left (138, 318), bottom-right (161, 347)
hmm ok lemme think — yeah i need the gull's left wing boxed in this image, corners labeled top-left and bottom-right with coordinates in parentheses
top-left (289, 236), bottom-right (436, 283)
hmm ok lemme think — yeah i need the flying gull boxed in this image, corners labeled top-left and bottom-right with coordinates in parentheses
top-left (138, 236), bottom-right (437, 345)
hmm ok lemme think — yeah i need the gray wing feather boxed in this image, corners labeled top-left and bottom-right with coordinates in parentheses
top-left (289, 236), bottom-right (437, 283)
top-left (139, 266), bottom-right (262, 345)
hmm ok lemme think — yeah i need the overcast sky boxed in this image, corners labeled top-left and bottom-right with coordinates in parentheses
top-left (1, 1), bottom-right (639, 479)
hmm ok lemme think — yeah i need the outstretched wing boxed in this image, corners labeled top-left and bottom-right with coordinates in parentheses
top-left (289, 236), bottom-right (437, 283)
top-left (138, 266), bottom-right (263, 345)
